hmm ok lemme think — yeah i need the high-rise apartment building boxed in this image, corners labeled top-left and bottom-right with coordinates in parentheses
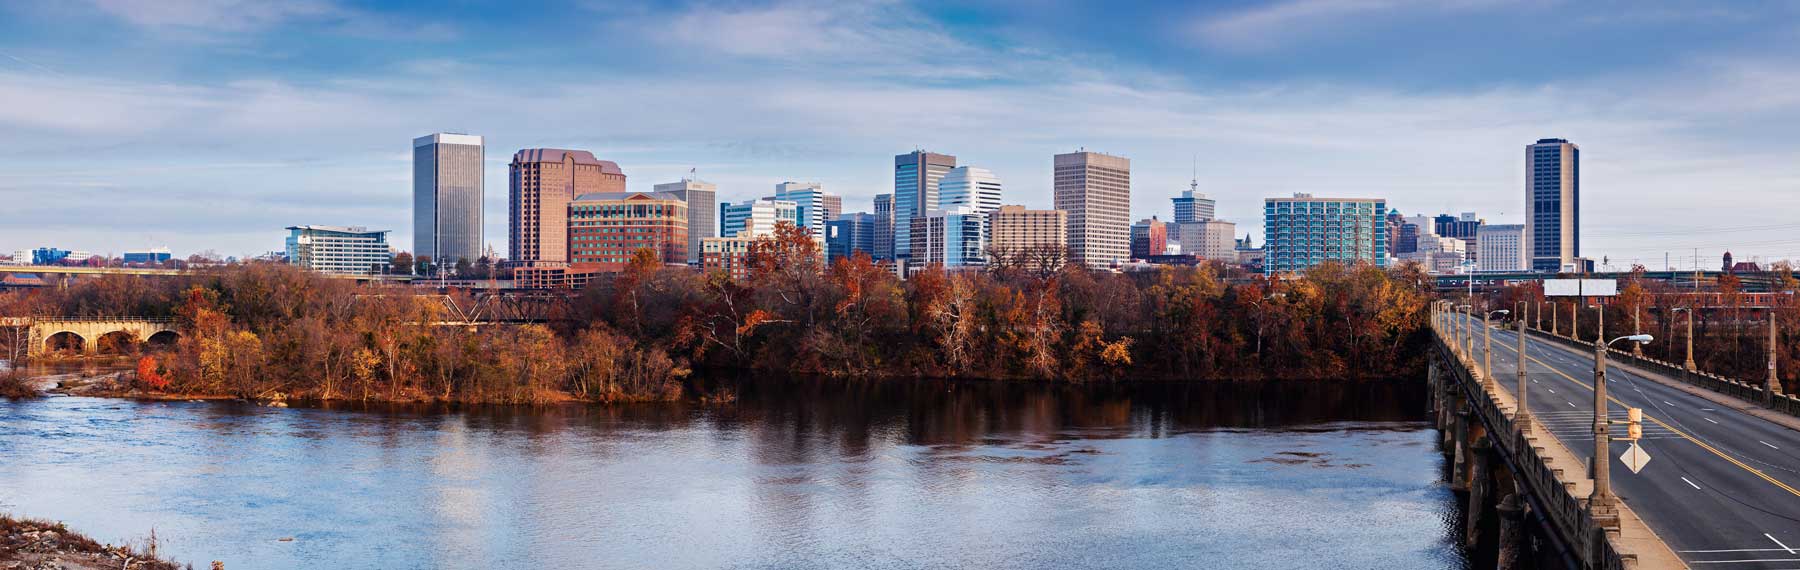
top-left (910, 207), bottom-right (986, 268)
top-left (509, 149), bottom-right (625, 266)
top-left (1262, 194), bottom-right (1388, 275)
top-left (413, 133), bottom-right (484, 266)
top-left (893, 151), bottom-right (957, 261)
top-left (286, 225), bottom-right (392, 276)
top-left (567, 191), bottom-right (688, 271)
top-left (654, 178), bottom-right (716, 264)
top-left (1054, 151), bottom-right (1131, 268)
top-left (1130, 217), bottom-right (1167, 259)
top-left (1172, 183), bottom-right (1216, 224)
top-left (1526, 138), bottom-right (1579, 272)
top-left (872, 193), bottom-right (895, 260)
top-left (827, 212), bottom-right (879, 263)
top-left (990, 205), bottom-right (1067, 254)
top-left (720, 199), bottom-right (800, 238)
top-left (1476, 224), bottom-right (1528, 273)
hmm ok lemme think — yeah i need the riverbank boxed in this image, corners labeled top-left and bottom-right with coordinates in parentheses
top-left (0, 516), bottom-right (186, 570)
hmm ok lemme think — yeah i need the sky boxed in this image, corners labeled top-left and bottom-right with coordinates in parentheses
top-left (3, 0), bottom-right (1800, 270)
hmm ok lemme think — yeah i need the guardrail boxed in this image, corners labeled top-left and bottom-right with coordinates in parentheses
top-left (24, 316), bottom-right (177, 323)
top-left (1433, 322), bottom-right (1627, 570)
top-left (1523, 327), bottom-right (1800, 418)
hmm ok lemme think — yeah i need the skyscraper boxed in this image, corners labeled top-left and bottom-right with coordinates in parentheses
top-left (1526, 138), bottom-right (1579, 272)
top-left (939, 166), bottom-right (1003, 218)
top-left (772, 181), bottom-right (835, 234)
top-left (911, 207), bottom-right (987, 268)
top-left (822, 195), bottom-right (843, 222)
top-left (413, 133), bottom-right (483, 266)
top-left (873, 193), bottom-right (895, 260)
top-left (1263, 193), bottom-right (1388, 275)
top-left (720, 199), bottom-right (800, 238)
top-left (1054, 151), bottom-right (1131, 268)
top-left (509, 149), bottom-right (626, 267)
top-left (655, 178), bottom-right (716, 264)
top-left (893, 150), bottom-right (957, 261)
top-left (1171, 181), bottom-right (1215, 224)
top-left (827, 212), bottom-right (878, 263)
top-left (1476, 224), bottom-right (1527, 273)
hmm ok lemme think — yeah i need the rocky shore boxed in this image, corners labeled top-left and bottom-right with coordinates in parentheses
top-left (0, 516), bottom-right (188, 570)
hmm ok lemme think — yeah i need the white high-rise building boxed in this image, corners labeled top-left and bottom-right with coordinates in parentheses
top-left (939, 166), bottom-right (1003, 218)
top-left (655, 178), bottom-right (717, 264)
top-left (1476, 224), bottom-right (1528, 273)
top-left (772, 181), bottom-right (836, 235)
top-left (720, 199), bottom-right (800, 238)
top-left (1175, 220), bottom-right (1237, 262)
top-left (1054, 151), bottom-right (1131, 268)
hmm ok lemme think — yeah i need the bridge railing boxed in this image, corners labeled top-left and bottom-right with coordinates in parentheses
top-left (1523, 327), bottom-right (1800, 419)
top-left (27, 316), bottom-right (177, 323)
top-left (1433, 320), bottom-right (1628, 570)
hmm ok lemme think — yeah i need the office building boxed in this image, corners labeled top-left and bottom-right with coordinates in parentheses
top-left (939, 166), bottom-right (1004, 220)
top-left (655, 178), bottom-right (716, 264)
top-left (823, 195), bottom-right (843, 223)
top-left (700, 236), bottom-right (756, 280)
top-left (1172, 182), bottom-right (1216, 224)
top-left (1176, 220), bottom-right (1238, 262)
top-left (123, 247), bottom-right (173, 264)
top-left (1527, 138), bottom-right (1579, 272)
top-left (1434, 212), bottom-right (1483, 263)
top-left (1130, 217), bottom-right (1168, 259)
top-left (990, 205), bottom-right (1067, 254)
top-left (1476, 224), bottom-right (1528, 273)
top-left (509, 148), bottom-right (626, 267)
top-left (31, 248), bottom-right (73, 265)
top-left (413, 133), bottom-right (484, 266)
top-left (910, 207), bottom-right (986, 268)
top-left (772, 181), bottom-right (837, 234)
top-left (873, 193), bottom-right (895, 260)
top-left (285, 225), bottom-right (392, 275)
top-left (893, 150), bottom-right (957, 261)
top-left (721, 199), bottom-right (800, 238)
top-left (1054, 151), bottom-right (1131, 268)
top-left (827, 212), bottom-right (879, 263)
top-left (567, 191), bottom-right (688, 272)
top-left (1262, 193), bottom-right (1388, 275)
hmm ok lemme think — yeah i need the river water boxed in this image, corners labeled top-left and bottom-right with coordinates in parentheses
top-left (0, 378), bottom-right (1469, 570)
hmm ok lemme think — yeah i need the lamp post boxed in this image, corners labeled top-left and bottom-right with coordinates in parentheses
top-left (1673, 307), bottom-right (1695, 372)
top-left (1536, 300), bottom-right (1544, 332)
top-left (1552, 301), bottom-right (1559, 337)
top-left (1485, 309), bottom-right (1510, 384)
top-left (1591, 333), bottom-right (1654, 529)
top-left (1633, 304), bottom-right (1643, 356)
top-left (1517, 310), bottom-right (1531, 432)
top-left (1464, 305), bottom-right (1476, 355)
top-left (1769, 309), bottom-right (1783, 401)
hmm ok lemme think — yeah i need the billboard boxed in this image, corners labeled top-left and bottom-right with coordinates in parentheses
top-left (1543, 278), bottom-right (1617, 297)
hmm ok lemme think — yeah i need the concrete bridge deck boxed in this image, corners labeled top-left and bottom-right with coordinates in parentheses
top-left (1449, 309), bottom-right (1800, 569)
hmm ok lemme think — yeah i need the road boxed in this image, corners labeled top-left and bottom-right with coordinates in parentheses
top-left (1453, 313), bottom-right (1800, 568)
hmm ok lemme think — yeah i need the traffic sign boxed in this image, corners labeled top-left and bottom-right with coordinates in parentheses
top-left (1621, 443), bottom-right (1652, 474)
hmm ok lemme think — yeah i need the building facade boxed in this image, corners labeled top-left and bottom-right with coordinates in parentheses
top-left (910, 207), bottom-right (986, 268)
top-left (823, 195), bottom-right (843, 223)
top-left (1130, 217), bottom-right (1168, 259)
top-left (772, 181), bottom-right (835, 235)
top-left (1054, 151), bottom-right (1131, 268)
top-left (827, 213), bottom-right (878, 263)
top-left (720, 199), bottom-right (800, 238)
top-left (285, 225), bottom-right (392, 275)
top-left (654, 178), bottom-right (716, 264)
top-left (1262, 194), bottom-right (1388, 275)
top-left (938, 166), bottom-right (1003, 221)
top-left (1527, 138), bottom-right (1579, 272)
top-left (1176, 220), bottom-right (1238, 262)
top-left (1475, 224), bottom-right (1528, 273)
top-left (872, 193), bottom-right (894, 261)
top-left (893, 151), bottom-right (957, 261)
top-left (567, 191), bottom-right (689, 272)
top-left (123, 247), bottom-right (173, 264)
top-left (509, 148), bottom-right (625, 267)
top-left (1172, 184), bottom-right (1216, 224)
top-left (990, 205), bottom-right (1067, 255)
top-left (413, 133), bottom-right (484, 266)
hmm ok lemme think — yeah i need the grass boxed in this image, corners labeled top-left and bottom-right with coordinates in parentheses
top-left (0, 514), bottom-right (188, 569)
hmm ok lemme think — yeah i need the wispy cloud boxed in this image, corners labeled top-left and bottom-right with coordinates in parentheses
top-left (1190, 0), bottom-right (1515, 51)
top-left (79, 0), bottom-right (456, 40)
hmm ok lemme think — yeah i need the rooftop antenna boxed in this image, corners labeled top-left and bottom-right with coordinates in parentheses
top-left (1190, 154), bottom-right (1199, 194)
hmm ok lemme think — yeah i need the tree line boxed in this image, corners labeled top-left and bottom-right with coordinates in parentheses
top-left (0, 223), bottom-right (1436, 404)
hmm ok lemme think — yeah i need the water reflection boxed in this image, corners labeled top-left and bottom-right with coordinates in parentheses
top-left (0, 378), bottom-right (1466, 570)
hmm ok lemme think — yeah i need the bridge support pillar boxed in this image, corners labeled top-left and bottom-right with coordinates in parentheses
top-left (1464, 434), bottom-right (1490, 548)
top-left (1451, 407), bottom-right (1471, 492)
top-left (1495, 485), bottom-right (1526, 570)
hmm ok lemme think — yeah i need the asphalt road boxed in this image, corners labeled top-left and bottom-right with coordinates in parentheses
top-left (1453, 313), bottom-right (1800, 568)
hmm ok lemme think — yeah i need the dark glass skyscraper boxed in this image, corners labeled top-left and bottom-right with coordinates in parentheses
top-left (413, 133), bottom-right (484, 266)
top-left (1526, 138), bottom-right (1579, 272)
top-left (893, 151), bottom-right (956, 261)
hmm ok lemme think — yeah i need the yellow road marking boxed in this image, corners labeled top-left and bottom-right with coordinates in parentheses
top-left (1460, 327), bottom-right (1800, 499)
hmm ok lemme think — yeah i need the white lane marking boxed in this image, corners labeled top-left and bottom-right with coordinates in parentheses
top-left (1705, 418), bottom-right (1720, 424)
top-left (1681, 476), bottom-right (1701, 490)
top-left (1548, 388), bottom-right (1557, 394)
top-left (1763, 441), bottom-right (1781, 450)
top-left (1532, 379), bottom-right (1539, 384)
top-left (1679, 548), bottom-right (1799, 553)
top-left (1773, 533), bottom-right (1797, 555)
top-left (1567, 401), bottom-right (1577, 408)
top-left (1664, 400), bottom-right (1675, 406)
top-left (1690, 559), bottom-right (1800, 564)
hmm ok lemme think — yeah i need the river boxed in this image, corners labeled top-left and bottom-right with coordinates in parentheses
top-left (0, 377), bottom-right (1469, 569)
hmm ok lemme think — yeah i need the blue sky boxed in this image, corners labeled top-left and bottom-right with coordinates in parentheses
top-left (4, 0), bottom-right (1800, 269)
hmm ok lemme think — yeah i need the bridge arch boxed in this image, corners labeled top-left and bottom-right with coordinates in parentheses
top-left (147, 330), bottom-right (180, 348)
top-left (95, 330), bottom-right (142, 355)
top-left (43, 331), bottom-right (86, 355)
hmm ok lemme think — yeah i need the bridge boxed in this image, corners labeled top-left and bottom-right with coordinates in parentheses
top-left (0, 265), bottom-right (414, 288)
top-left (1434, 302), bottom-right (1800, 569)
top-left (4, 317), bottom-right (180, 357)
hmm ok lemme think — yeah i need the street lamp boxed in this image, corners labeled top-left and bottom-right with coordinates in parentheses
top-left (1457, 304), bottom-right (1473, 356)
top-left (1516, 306), bottom-right (1531, 432)
top-left (1672, 307), bottom-right (1696, 372)
top-left (1485, 309), bottom-right (1510, 384)
top-left (1590, 332), bottom-right (1654, 529)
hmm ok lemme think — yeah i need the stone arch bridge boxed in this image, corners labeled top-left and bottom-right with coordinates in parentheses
top-left (4, 317), bottom-right (180, 357)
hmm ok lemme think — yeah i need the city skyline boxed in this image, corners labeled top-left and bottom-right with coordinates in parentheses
top-left (5, 1), bottom-right (1800, 269)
